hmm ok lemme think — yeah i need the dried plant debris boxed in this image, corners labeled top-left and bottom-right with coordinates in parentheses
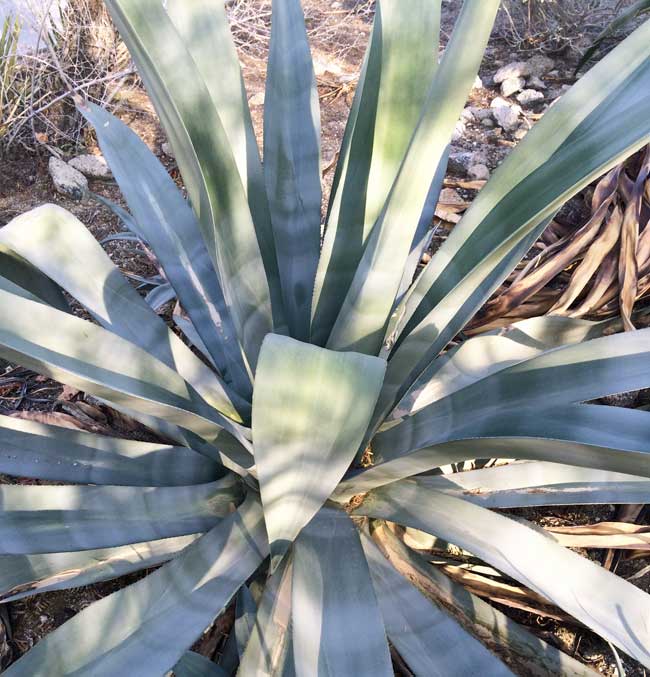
top-left (470, 146), bottom-right (650, 333)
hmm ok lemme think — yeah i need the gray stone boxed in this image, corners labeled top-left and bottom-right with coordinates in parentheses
top-left (451, 120), bottom-right (466, 142)
top-left (474, 108), bottom-right (493, 121)
top-left (526, 75), bottom-right (547, 90)
top-left (481, 118), bottom-right (495, 128)
top-left (48, 157), bottom-right (88, 200)
top-left (517, 89), bottom-right (545, 106)
top-left (161, 142), bottom-right (175, 159)
top-left (490, 96), bottom-right (511, 109)
top-left (513, 125), bottom-right (529, 140)
top-left (500, 76), bottom-right (526, 97)
top-left (460, 107), bottom-right (475, 122)
top-left (493, 61), bottom-right (531, 84)
top-left (248, 91), bottom-right (265, 106)
top-left (447, 150), bottom-right (475, 175)
top-left (527, 54), bottom-right (555, 76)
top-left (468, 163), bottom-right (490, 181)
top-left (68, 153), bottom-right (111, 180)
top-left (492, 102), bottom-right (522, 133)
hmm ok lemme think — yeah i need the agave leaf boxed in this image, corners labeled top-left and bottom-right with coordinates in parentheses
top-left (0, 535), bottom-right (199, 603)
top-left (370, 522), bottom-right (599, 677)
top-left (0, 476), bottom-right (240, 554)
top-left (104, 0), bottom-right (274, 370)
top-left (264, 0), bottom-right (321, 341)
top-left (0, 287), bottom-right (250, 451)
top-left (79, 104), bottom-right (252, 400)
top-left (326, 0), bottom-right (500, 354)
top-left (90, 192), bottom-right (145, 240)
top-left (354, 484), bottom-right (650, 667)
top-left (338, 404), bottom-right (650, 497)
top-left (0, 244), bottom-right (68, 312)
top-left (164, 0), bottom-right (285, 333)
top-left (383, 19), bottom-right (650, 413)
top-left (0, 203), bottom-right (248, 421)
top-left (252, 334), bottom-right (385, 561)
top-left (238, 556), bottom-right (293, 677)
top-left (374, 224), bottom-right (543, 425)
top-left (4, 496), bottom-right (267, 677)
top-left (292, 506), bottom-right (393, 676)
top-left (375, 327), bottom-right (650, 463)
top-left (233, 586), bottom-right (257, 660)
top-left (174, 651), bottom-right (228, 677)
top-left (389, 315), bottom-right (614, 420)
top-left (0, 413), bottom-right (221, 486)
top-left (311, 0), bottom-right (442, 344)
top-left (0, 273), bottom-right (52, 305)
top-left (404, 328), bottom-right (650, 424)
top-left (144, 282), bottom-right (175, 312)
top-left (416, 461), bottom-right (650, 509)
top-left (353, 481), bottom-right (650, 666)
top-left (360, 530), bottom-right (514, 677)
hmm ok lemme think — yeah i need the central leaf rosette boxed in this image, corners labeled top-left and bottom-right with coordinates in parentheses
top-left (252, 334), bottom-right (385, 564)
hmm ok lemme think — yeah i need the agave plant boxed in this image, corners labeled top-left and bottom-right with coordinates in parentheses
top-left (2, 0), bottom-right (650, 674)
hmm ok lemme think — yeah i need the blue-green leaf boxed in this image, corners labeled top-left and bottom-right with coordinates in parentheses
top-left (0, 476), bottom-right (240, 554)
top-left (292, 506), bottom-right (393, 676)
top-left (252, 334), bottom-right (385, 561)
top-left (264, 0), bottom-right (321, 341)
top-left (5, 496), bottom-right (267, 676)
top-left (310, 0), bottom-right (442, 344)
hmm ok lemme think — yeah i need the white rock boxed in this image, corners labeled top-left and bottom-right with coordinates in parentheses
top-left (492, 103), bottom-right (522, 133)
top-left (451, 120), bottom-right (466, 142)
top-left (331, 0), bottom-right (342, 7)
top-left (460, 107), bottom-right (475, 122)
top-left (472, 75), bottom-right (483, 90)
top-left (48, 157), bottom-right (88, 200)
top-left (500, 76), bottom-right (525, 97)
top-left (493, 61), bottom-right (531, 84)
top-left (468, 163), bottom-right (490, 181)
top-left (313, 56), bottom-right (342, 77)
top-left (527, 54), bottom-right (555, 76)
top-left (248, 91), bottom-right (265, 106)
top-left (68, 154), bottom-right (111, 180)
top-left (490, 96), bottom-right (511, 109)
top-left (161, 142), bottom-right (175, 159)
top-left (517, 89), bottom-right (545, 105)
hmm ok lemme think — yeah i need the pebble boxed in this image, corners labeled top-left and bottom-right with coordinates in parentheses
top-left (517, 89), bottom-right (545, 106)
top-left (468, 163), bottom-right (490, 181)
top-left (447, 150), bottom-right (474, 175)
top-left (248, 91), bottom-right (265, 106)
top-left (48, 157), bottom-right (88, 200)
top-left (527, 54), bottom-right (555, 76)
top-left (68, 153), bottom-right (111, 180)
top-left (161, 142), bottom-right (175, 159)
top-left (460, 107), bottom-right (475, 122)
top-left (500, 75), bottom-right (526, 97)
top-left (526, 75), bottom-right (547, 90)
top-left (481, 118), bottom-right (495, 128)
top-left (472, 75), bottom-right (484, 90)
top-left (451, 120), bottom-right (466, 142)
top-left (493, 61), bottom-right (531, 84)
top-left (492, 103), bottom-right (522, 133)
